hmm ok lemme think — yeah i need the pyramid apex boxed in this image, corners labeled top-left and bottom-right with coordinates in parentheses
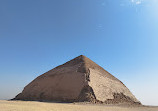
top-left (74, 55), bottom-right (89, 61)
top-left (78, 55), bottom-right (87, 58)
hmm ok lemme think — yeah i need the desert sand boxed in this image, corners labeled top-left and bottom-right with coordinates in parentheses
top-left (0, 100), bottom-right (158, 111)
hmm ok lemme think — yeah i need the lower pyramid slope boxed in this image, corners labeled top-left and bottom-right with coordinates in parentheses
top-left (13, 55), bottom-right (141, 105)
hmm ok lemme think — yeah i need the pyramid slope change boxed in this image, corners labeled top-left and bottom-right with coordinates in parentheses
top-left (14, 55), bottom-right (141, 105)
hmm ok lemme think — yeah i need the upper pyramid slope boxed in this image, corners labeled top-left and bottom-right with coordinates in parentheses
top-left (48, 55), bottom-right (120, 82)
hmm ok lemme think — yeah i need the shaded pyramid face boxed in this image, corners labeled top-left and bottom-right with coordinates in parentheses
top-left (14, 55), bottom-right (141, 104)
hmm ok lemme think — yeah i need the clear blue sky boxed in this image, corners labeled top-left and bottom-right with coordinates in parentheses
top-left (0, 0), bottom-right (158, 105)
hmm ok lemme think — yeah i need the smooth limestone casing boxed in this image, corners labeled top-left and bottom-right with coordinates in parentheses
top-left (88, 68), bottom-right (138, 102)
top-left (15, 64), bottom-right (87, 101)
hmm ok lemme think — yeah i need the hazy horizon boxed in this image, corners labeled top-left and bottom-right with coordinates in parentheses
top-left (0, 0), bottom-right (158, 106)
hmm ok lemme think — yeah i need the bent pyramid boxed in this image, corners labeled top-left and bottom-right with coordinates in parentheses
top-left (14, 55), bottom-right (141, 104)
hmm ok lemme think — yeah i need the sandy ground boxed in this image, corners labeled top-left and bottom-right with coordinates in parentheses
top-left (0, 100), bottom-right (158, 111)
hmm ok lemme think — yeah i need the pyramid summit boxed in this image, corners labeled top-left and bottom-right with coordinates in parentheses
top-left (14, 55), bottom-right (141, 105)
